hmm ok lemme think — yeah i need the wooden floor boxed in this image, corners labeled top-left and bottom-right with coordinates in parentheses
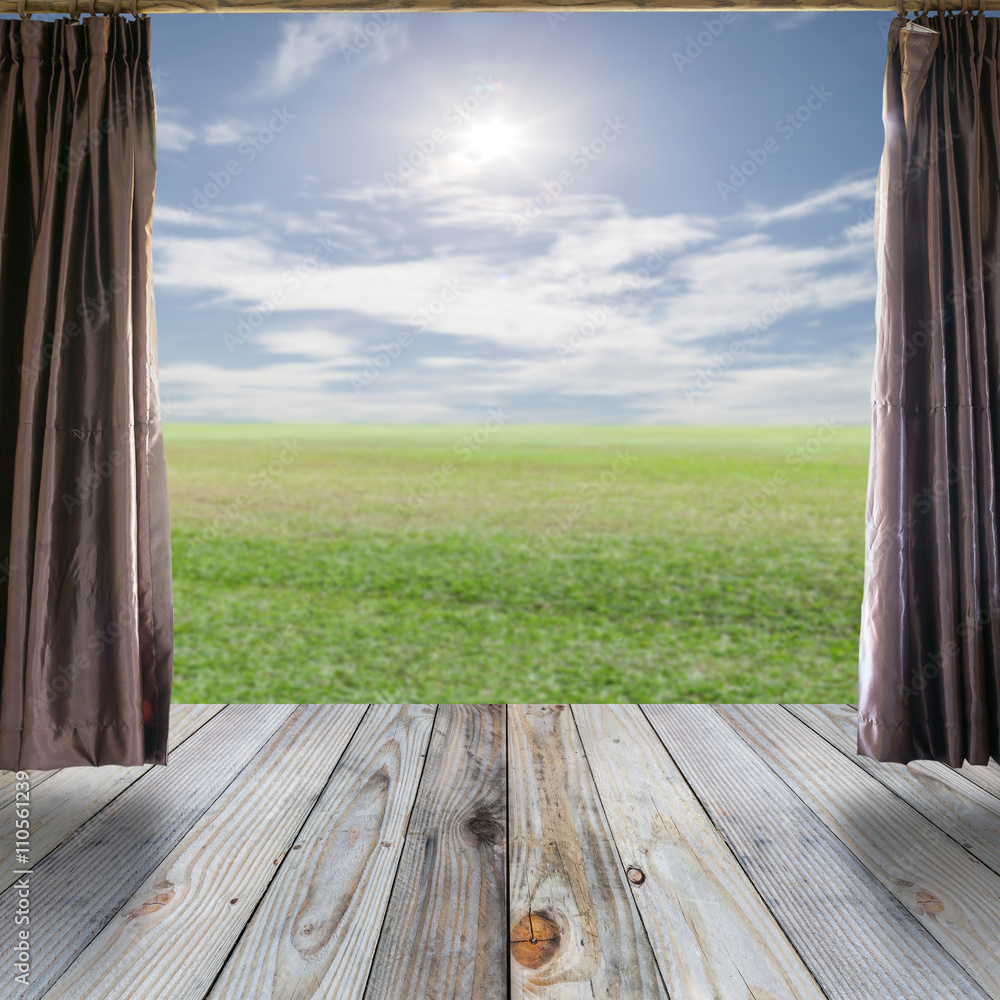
top-left (4, 704), bottom-right (1000, 999)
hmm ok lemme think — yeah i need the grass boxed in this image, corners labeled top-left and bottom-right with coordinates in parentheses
top-left (165, 422), bottom-right (869, 704)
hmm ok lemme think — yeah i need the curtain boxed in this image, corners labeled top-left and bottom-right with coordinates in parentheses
top-left (860, 10), bottom-right (1000, 767)
top-left (0, 16), bottom-right (172, 770)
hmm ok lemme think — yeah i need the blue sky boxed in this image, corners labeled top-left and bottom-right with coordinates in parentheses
top-left (148, 9), bottom-right (894, 424)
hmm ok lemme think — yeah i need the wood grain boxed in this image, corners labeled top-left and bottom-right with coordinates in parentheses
top-left (719, 703), bottom-right (1000, 998)
top-left (956, 760), bottom-right (1000, 803)
top-left (508, 704), bottom-right (668, 1000)
top-left (207, 703), bottom-right (436, 1000)
top-left (643, 704), bottom-right (990, 1000)
top-left (0, 702), bottom-right (226, 895)
top-left (15, 704), bottom-right (1000, 1000)
top-left (363, 704), bottom-right (507, 1000)
top-left (787, 704), bottom-right (1000, 876)
top-left (0, 703), bottom-right (297, 1000)
top-left (41, 705), bottom-right (368, 1000)
top-left (0, 770), bottom-right (53, 810)
top-left (0, 0), bottom-right (990, 15)
top-left (573, 703), bottom-right (827, 1000)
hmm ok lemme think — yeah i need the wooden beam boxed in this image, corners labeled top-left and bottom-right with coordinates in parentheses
top-left (3, 0), bottom-right (999, 15)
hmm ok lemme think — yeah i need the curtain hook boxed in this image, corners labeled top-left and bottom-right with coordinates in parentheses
top-left (68, 0), bottom-right (80, 20)
top-left (17, 0), bottom-right (32, 19)
top-left (897, 0), bottom-right (908, 17)
top-left (88, 0), bottom-right (97, 15)
top-left (130, 0), bottom-right (139, 18)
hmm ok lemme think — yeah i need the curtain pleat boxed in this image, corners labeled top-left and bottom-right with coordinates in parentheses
top-left (0, 16), bottom-right (172, 770)
top-left (860, 12), bottom-right (1000, 766)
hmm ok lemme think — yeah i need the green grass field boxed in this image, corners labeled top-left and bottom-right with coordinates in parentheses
top-left (165, 423), bottom-right (869, 704)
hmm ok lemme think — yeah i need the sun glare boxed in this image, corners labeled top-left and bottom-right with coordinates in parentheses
top-left (460, 121), bottom-right (523, 163)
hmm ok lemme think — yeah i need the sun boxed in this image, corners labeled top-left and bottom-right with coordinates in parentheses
top-left (459, 121), bottom-right (523, 163)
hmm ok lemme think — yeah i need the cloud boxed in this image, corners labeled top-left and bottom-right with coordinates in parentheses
top-left (259, 14), bottom-right (410, 96)
top-left (742, 175), bottom-right (876, 225)
top-left (255, 328), bottom-right (358, 360)
top-left (158, 360), bottom-right (450, 422)
top-left (667, 348), bottom-right (875, 425)
top-left (202, 120), bottom-right (253, 145)
top-left (155, 114), bottom-right (258, 153)
top-left (153, 205), bottom-right (238, 230)
top-left (153, 172), bottom-right (877, 423)
top-left (154, 193), bottom-right (871, 351)
top-left (157, 120), bottom-right (197, 152)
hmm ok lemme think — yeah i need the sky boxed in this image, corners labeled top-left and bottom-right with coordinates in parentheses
top-left (146, 9), bottom-right (896, 424)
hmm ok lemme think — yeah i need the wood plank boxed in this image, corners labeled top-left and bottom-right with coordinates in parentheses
top-left (0, 770), bottom-right (55, 810)
top-left (0, 702), bottom-right (227, 894)
top-left (957, 760), bottom-right (1000, 802)
top-left (643, 704), bottom-right (990, 1000)
top-left (40, 705), bottom-right (368, 1000)
top-left (507, 704), bottom-right (668, 1000)
top-left (0, 703), bottom-right (297, 1000)
top-left (1, 0), bottom-right (990, 17)
top-left (719, 704), bottom-right (1000, 999)
top-left (363, 705), bottom-right (506, 1000)
top-left (207, 704), bottom-right (436, 1000)
top-left (0, 703), bottom-right (222, 811)
top-left (572, 704), bottom-right (827, 1000)
top-left (787, 704), bottom-right (1000, 876)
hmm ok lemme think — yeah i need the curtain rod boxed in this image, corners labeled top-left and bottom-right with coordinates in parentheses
top-left (2, 0), bottom-right (998, 13)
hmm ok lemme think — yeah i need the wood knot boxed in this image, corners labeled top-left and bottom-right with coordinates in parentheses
top-left (915, 890), bottom-right (945, 916)
top-left (510, 911), bottom-right (560, 968)
top-left (530, 705), bottom-right (564, 717)
top-left (123, 886), bottom-right (175, 921)
top-left (626, 866), bottom-right (646, 886)
top-left (465, 815), bottom-right (502, 845)
top-left (229, 898), bottom-right (238, 905)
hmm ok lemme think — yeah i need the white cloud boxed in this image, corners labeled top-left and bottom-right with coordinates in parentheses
top-left (743, 175), bottom-right (876, 225)
top-left (156, 115), bottom-right (256, 153)
top-left (259, 14), bottom-right (410, 96)
top-left (255, 328), bottom-right (357, 360)
top-left (158, 360), bottom-right (449, 422)
top-left (202, 120), bottom-right (252, 146)
top-left (666, 348), bottom-right (875, 425)
top-left (158, 217), bottom-right (872, 354)
top-left (154, 172), bottom-right (878, 423)
top-left (157, 120), bottom-right (197, 152)
top-left (153, 205), bottom-right (238, 230)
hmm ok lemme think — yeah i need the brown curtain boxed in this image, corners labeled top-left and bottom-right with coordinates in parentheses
top-left (0, 16), bottom-right (172, 770)
top-left (860, 11), bottom-right (1000, 766)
